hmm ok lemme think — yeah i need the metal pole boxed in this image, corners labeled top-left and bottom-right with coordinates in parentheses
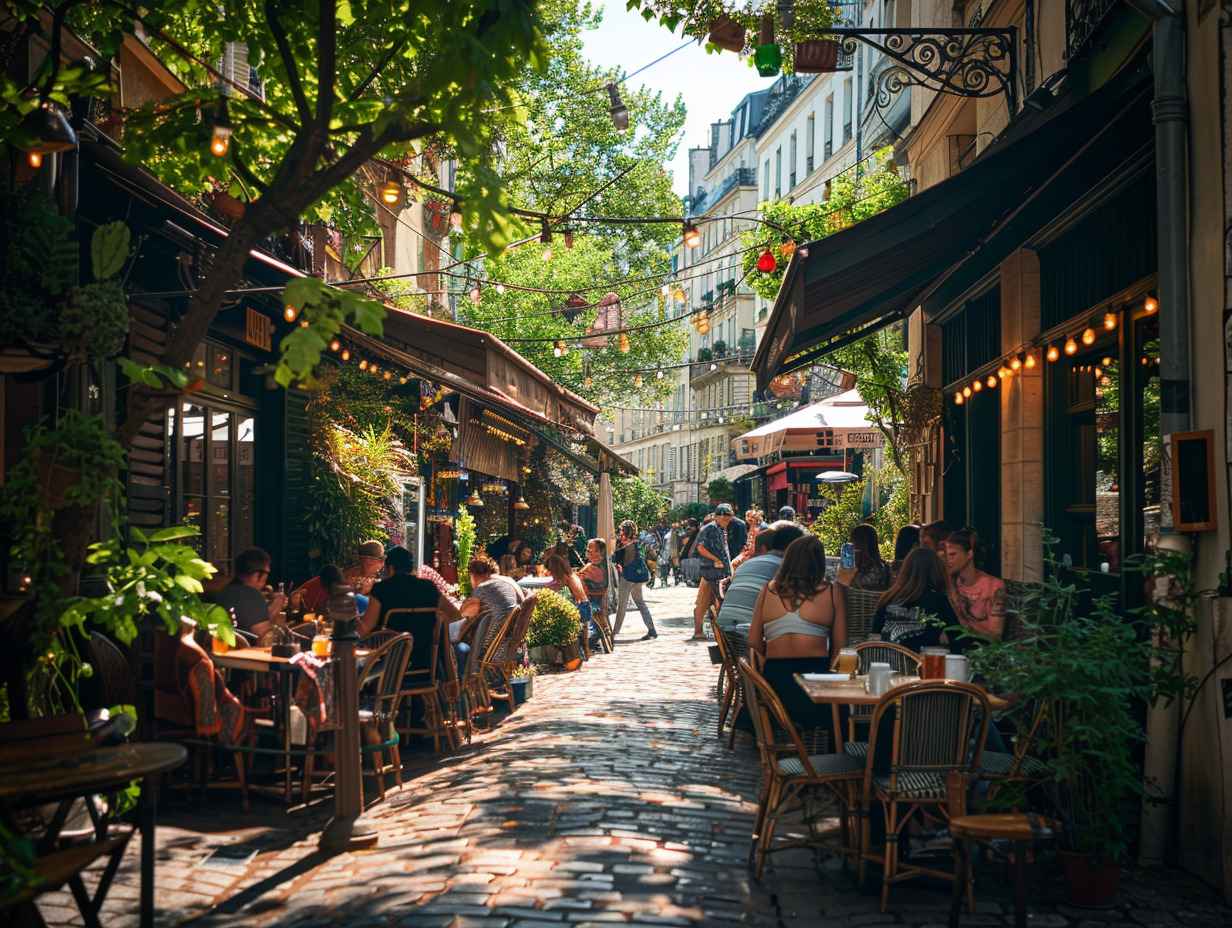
top-left (320, 618), bottom-right (378, 851)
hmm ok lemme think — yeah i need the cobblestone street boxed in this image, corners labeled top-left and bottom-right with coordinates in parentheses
top-left (37, 585), bottom-right (1232, 928)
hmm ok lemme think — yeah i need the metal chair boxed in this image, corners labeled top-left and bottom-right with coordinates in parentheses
top-left (739, 658), bottom-right (863, 879)
top-left (858, 680), bottom-right (991, 913)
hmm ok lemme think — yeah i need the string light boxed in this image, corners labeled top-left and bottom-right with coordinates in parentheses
top-left (1046, 345), bottom-right (1059, 362)
top-left (954, 391), bottom-right (964, 405)
top-left (380, 180), bottom-right (401, 205)
top-left (1081, 327), bottom-right (1096, 346)
top-left (1010, 355), bottom-right (1022, 371)
top-left (341, 349), bottom-right (350, 361)
top-left (359, 359), bottom-right (369, 370)
top-left (962, 386), bottom-right (972, 397)
top-left (329, 339), bottom-right (341, 352)
top-left (972, 380), bottom-right (982, 392)
top-left (384, 371), bottom-right (392, 380)
top-left (1102, 356), bottom-right (1113, 366)
top-left (1025, 352), bottom-right (1037, 369)
top-left (210, 98), bottom-right (231, 156)
top-left (1144, 295), bottom-right (1158, 314)
top-left (28, 152), bottom-right (41, 168)
top-left (1103, 312), bottom-right (1117, 330)
top-left (1064, 338), bottom-right (1077, 355)
top-left (284, 304), bottom-right (297, 322)
top-left (987, 375), bottom-right (997, 389)
top-left (495, 283), bottom-right (505, 295)
top-left (657, 369), bottom-right (665, 379)
top-left (683, 221), bottom-right (701, 249)
top-left (998, 366), bottom-right (1011, 379)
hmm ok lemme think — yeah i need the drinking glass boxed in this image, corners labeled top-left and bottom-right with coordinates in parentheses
top-left (834, 648), bottom-right (859, 676)
top-left (921, 647), bottom-right (948, 679)
top-left (312, 634), bottom-right (332, 657)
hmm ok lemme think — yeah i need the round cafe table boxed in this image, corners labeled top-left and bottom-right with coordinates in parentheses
top-left (0, 742), bottom-right (187, 928)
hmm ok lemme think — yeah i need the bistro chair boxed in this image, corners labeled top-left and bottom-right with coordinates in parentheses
top-left (714, 625), bottom-right (750, 748)
top-left (858, 679), bottom-right (991, 913)
top-left (842, 586), bottom-right (883, 642)
top-left (948, 813), bottom-right (1060, 928)
top-left (481, 594), bottom-right (538, 714)
top-left (89, 632), bottom-right (138, 710)
top-left (845, 641), bottom-right (924, 751)
top-left (359, 628), bottom-right (399, 650)
top-left (738, 658), bottom-right (863, 879)
top-left (460, 607), bottom-right (512, 735)
top-left (394, 612), bottom-right (457, 752)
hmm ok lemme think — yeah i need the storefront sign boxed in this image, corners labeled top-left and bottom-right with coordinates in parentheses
top-left (812, 429), bottom-right (884, 450)
top-left (246, 307), bottom-right (271, 351)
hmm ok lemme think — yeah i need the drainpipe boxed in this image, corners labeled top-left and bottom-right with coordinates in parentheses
top-left (1120, 0), bottom-right (1189, 870)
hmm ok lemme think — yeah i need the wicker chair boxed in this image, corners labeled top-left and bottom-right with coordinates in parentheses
top-left (394, 611), bottom-right (457, 752)
top-left (459, 608), bottom-right (512, 736)
top-left (481, 594), bottom-right (538, 714)
top-left (842, 586), bottom-right (883, 642)
top-left (739, 658), bottom-right (863, 879)
top-left (843, 642), bottom-right (925, 752)
top-left (858, 680), bottom-right (991, 913)
top-left (356, 632), bottom-right (414, 799)
top-left (713, 625), bottom-right (750, 748)
top-left (89, 632), bottom-right (137, 709)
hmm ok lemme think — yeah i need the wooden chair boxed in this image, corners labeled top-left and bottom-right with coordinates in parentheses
top-left (949, 814), bottom-right (1059, 928)
top-left (858, 680), bottom-right (991, 913)
top-left (845, 642), bottom-right (925, 750)
top-left (713, 625), bottom-right (750, 748)
top-left (460, 607), bottom-right (512, 734)
top-left (356, 632), bottom-right (414, 799)
top-left (360, 628), bottom-right (399, 650)
top-left (590, 600), bottom-right (614, 654)
top-left (393, 610), bottom-right (458, 753)
top-left (739, 658), bottom-right (863, 879)
top-left (842, 586), bottom-right (884, 642)
top-left (88, 632), bottom-right (137, 710)
top-left (481, 594), bottom-right (538, 714)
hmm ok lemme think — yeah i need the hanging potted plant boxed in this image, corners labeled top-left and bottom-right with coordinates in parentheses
top-left (965, 530), bottom-right (1152, 908)
top-left (788, 0), bottom-right (842, 73)
top-left (708, 13), bottom-right (747, 52)
top-left (526, 590), bottom-right (583, 670)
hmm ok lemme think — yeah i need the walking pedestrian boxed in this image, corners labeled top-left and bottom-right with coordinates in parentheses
top-left (660, 521), bottom-right (680, 586)
top-left (612, 520), bottom-right (657, 640)
top-left (692, 504), bottom-right (734, 639)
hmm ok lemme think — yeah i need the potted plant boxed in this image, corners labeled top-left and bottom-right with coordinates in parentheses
top-left (509, 664), bottom-right (534, 705)
top-left (708, 13), bottom-right (747, 52)
top-left (787, 0), bottom-right (841, 73)
top-left (965, 530), bottom-right (1151, 908)
top-left (526, 590), bottom-right (583, 670)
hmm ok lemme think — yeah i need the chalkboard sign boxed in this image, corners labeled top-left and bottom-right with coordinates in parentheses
top-left (1169, 430), bottom-right (1216, 532)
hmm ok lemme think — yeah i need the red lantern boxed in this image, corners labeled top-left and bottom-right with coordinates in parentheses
top-left (757, 250), bottom-right (776, 273)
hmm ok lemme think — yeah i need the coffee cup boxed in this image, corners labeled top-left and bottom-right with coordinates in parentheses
top-left (867, 662), bottom-right (893, 696)
top-left (944, 654), bottom-right (970, 682)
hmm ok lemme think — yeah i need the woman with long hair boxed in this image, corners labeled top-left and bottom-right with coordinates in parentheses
top-left (544, 553), bottom-right (595, 658)
top-left (750, 535), bottom-right (847, 735)
top-left (890, 524), bottom-right (921, 579)
top-left (613, 520), bottom-right (657, 640)
top-left (871, 546), bottom-right (960, 651)
top-left (944, 527), bottom-right (1006, 642)
top-left (836, 523), bottom-right (892, 591)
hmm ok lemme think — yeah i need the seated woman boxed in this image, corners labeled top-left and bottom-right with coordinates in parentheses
top-left (890, 524), bottom-right (921, 580)
top-left (579, 538), bottom-right (609, 614)
top-left (944, 527), bottom-right (1007, 648)
top-left (871, 546), bottom-right (959, 652)
top-left (749, 535), bottom-right (847, 738)
top-left (544, 553), bottom-right (595, 658)
top-left (836, 523), bottom-right (892, 591)
top-left (507, 543), bottom-right (538, 581)
top-left (454, 557), bottom-right (525, 669)
top-left (359, 547), bottom-right (461, 673)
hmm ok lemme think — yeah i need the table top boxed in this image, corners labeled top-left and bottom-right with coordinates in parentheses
top-left (516, 576), bottom-right (556, 589)
top-left (211, 646), bottom-right (296, 671)
top-left (794, 674), bottom-right (1010, 709)
top-left (0, 742), bottom-right (187, 804)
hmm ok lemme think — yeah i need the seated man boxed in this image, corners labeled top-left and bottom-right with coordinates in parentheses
top-left (715, 521), bottom-right (807, 630)
top-left (215, 546), bottom-right (286, 637)
top-left (360, 546), bottom-right (461, 673)
top-left (294, 540), bottom-right (387, 606)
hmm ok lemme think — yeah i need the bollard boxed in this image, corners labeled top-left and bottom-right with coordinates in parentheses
top-left (320, 612), bottom-right (378, 851)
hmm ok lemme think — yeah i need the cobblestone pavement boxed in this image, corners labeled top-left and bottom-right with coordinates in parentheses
top-left (37, 585), bottom-right (1232, 928)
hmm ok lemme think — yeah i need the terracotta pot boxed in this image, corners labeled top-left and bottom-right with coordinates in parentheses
top-left (212, 191), bottom-right (246, 220)
top-left (708, 15), bottom-right (746, 52)
top-left (793, 40), bottom-right (840, 73)
top-left (1058, 850), bottom-right (1120, 908)
top-left (36, 458), bottom-right (82, 510)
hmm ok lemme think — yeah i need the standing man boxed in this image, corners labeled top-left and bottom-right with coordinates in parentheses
top-left (724, 507), bottom-right (748, 568)
top-left (660, 521), bottom-right (680, 586)
top-left (692, 504), bottom-right (734, 639)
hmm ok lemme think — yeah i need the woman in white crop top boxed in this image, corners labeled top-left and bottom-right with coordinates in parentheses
top-left (749, 535), bottom-right (848, 737)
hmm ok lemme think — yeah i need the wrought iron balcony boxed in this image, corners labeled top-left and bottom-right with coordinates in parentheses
top-left (1068, 0), bottom-right (1119, 60)
top-left (691, 167), bottom-right (759, 216)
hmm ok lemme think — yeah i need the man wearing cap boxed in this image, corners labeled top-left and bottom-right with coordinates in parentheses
top-left (692, 505), bottom-right (734, 639)
top-left (292, 540), bottom-right (387, 609)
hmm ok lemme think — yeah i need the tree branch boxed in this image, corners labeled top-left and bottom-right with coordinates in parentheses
top-left (265, 0), bottom-right (312, 125)
top-left (315, 0), bottom-right (336, 128)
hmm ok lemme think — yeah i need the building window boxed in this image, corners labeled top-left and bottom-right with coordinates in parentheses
top-left (763, 160), bottom-right (770, 201)
top-left (806, 114), bottom-right (815, 174)
top-left (774, 147), bottom-right (782, 198)
top-left (843, 79), bottom-right (853, 143)
top-left (824, 96), bottom-right (834, 159)
top-left (789, 131), bottom-right (797, 189)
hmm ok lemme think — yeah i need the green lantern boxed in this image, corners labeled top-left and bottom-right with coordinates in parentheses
top-left (753, 14), bottom-right (781, 77)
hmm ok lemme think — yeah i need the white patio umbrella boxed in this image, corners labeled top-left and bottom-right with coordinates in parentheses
top-left (817, 471), bottom-right (860, 483)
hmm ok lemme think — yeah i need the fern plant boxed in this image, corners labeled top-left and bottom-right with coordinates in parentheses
top-left (456, 505), bottom-right (476, 597)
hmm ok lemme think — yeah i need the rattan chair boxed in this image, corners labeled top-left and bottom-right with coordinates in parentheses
top-left (842, 586), bottom-right (884, 642)
top-left (459, 607), bottom-right (511, 735)
top-left (846, 642), bottom-right (925, 749)
top-left (481, 594), bottom-right (538, 714)
top-left (858, 679), bottom-right (991, 913)
top-left (393, 611), bottom-right (457, 752)
top-left (739, 658), bottom-right (863, 879)
top-left (714, 625), bottom-right (750, 747)
top-left (356, 632), bottom-right (413, 798)
top-left (89, 632), bottom-right (137, 709)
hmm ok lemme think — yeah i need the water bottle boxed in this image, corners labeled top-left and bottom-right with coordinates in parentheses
top-left (840, 542), bottom-right (855, 570)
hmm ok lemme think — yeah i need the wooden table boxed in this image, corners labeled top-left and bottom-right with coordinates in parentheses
top-left (210, 645), bottom-right (295, 672)
top-left (0, 742), bottom-right (187, 928)
top-left (793, 675), bottom-right (1010, 750)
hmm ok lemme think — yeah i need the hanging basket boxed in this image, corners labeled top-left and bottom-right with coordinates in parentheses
top-left (36, 458), bottom-right (83, 510)
top-left (793, 40), bottom-right (841, 73)
top-left (708, 15), bottom-right (746, 52)
top-left (903, 385), bottom-right (945, 429)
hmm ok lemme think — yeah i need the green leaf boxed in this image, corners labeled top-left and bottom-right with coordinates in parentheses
top-left (150, 525), bottom-right (200, 542)
top-left (90, 222), bottom-right (131, 280)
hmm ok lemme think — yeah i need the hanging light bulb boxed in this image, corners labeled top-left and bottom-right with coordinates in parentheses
top-left (987, 375), bottom-right (998, 389)
top-left (284, 304), bottom-right (297, 322)
top-left (329, 339), bottom-right (341, 352)
top-left (657, 369), bottom-right (665, 379)
top-left (962, 386), bottom-right (972, 397)
top-left (449, 202), bottom-right (463, 229)
top-left (380, 180), bottom-right (401, 205)
top-left (469, 284), bottom-right (482, 304)
top-left (972, 380), bottom-right (982, 392)
top-left (1064, 338), bottom-right (1078, 355)
top-left (1010, 355), bottom-right (1022, 371)
top-left (514, 496), bottom-right (530, 511)
top-left (955, 391), bottom-right (964, 405)
top-left (634, 373), bottom-right (643, 387)
top-left (710, 362), bottom-right (718, 371)
top-left (28, 152), bottom-right (42, 168)
top-left (370, 364), bottom-right (379, 374)
top-left (495, 282), bottom-right (505, 296)
top-left (1103, 312), bottom-right (1117, 330)
top-left (383, 371), bottom-right (392, 380)
top-left (210, 98), bottom-right (232, 156)
top-left (1144, 295), bottom-right (1158, 314)
top-left (998, 366), bottom-right (1011, 379)
top-left (1025, 352), bottom-right (1037, 369)
top-left (1046, 345), bottom-right (1059, 362)
top-left (757, 250), bottom-right (777, 273)
top-left (341, 349), bottom-right (351, 361)
top-left (1081, 327), bottom-right (1096, 346)
top-left (359, 359), bottom-right (369, 370)
top-left (683, 221), bottom-right (701, 249)
top-left (399, 377), bottom-right (407, 385)
top-left (607, 82), bottom-right (629, 130)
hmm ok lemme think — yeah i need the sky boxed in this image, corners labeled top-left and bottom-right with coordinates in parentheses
top-left (579, 4), bottom-right (777, 200)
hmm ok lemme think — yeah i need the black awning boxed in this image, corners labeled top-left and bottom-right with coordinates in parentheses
top-left (754, 69), bottom-right (1154, 390)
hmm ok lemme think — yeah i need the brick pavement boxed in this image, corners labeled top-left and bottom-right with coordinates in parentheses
top-left (34, 584), bottom-right (1232, 928)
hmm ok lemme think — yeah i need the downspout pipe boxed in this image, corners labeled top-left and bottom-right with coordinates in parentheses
top-left (1121, 0), bottom-right (1189, 870)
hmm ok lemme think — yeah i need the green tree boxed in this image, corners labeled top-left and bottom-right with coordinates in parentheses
top-left (1, 1), bottom-right (551, 445)
top-left (612, 475), bottom-right (667, 529)
top-left (706, 476), bottom-right (735, 505)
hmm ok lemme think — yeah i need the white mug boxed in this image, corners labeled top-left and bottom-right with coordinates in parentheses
top-left (944, 654), bottom-right (970, 682)
top-left (867, 662), bottom-right (894, 696)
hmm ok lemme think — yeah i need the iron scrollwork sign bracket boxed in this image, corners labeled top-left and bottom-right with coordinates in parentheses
top-left (827, 28), bottom-right (1018, 114)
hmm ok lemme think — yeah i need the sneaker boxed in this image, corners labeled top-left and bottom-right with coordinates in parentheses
top-left (640, 632), bottom-right (658, 640)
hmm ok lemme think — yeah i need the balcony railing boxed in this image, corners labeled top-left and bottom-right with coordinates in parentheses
top-left (1067, 0), bottom-right (1119, 60)
top-left (692, 167), bottom-right (759, 216)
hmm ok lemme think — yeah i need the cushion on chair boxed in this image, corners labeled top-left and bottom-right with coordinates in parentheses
top-left (978, 751), bottom-right (1048, 778)
top-left (843, 741), bottom-right (869, 761)
top-left (874, 770), bottom-right (950, 799)
top-left (777, 753), bottom-right (863, 778)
